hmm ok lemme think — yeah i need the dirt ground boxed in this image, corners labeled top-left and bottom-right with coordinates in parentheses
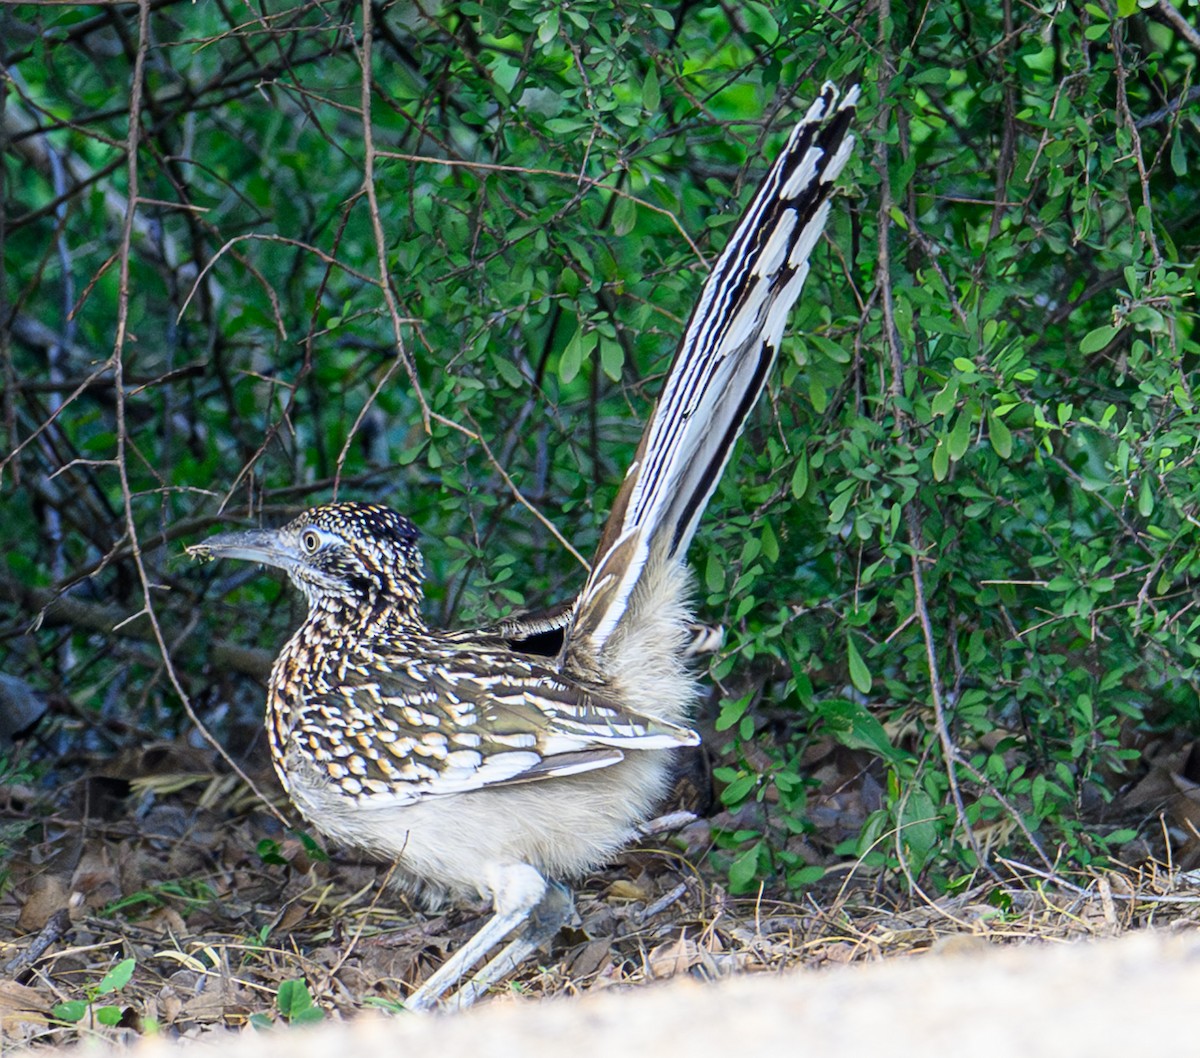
top-left (7, 907), bottom-right (1200, 1056)
top-left (64, 929), bottom-right (1200, 1058)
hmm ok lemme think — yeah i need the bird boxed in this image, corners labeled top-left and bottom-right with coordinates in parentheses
top-left (188, 82), bottom-right (858, 1010)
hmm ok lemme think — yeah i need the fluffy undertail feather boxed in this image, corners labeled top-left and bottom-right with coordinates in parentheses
top-left (564, 82), bottom-right (859, 676)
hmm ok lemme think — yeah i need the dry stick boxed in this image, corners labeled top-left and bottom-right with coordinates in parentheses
top-left (176, 232), bottom-right (363, 335)
top-left (378, 151), bottom-right (709, 267)
top-left (108, 0), bottom-right (288, 827)
top-left (0, 70), bottom-right (11, 485)
top-left (361, 15), bottom-right (710, 567)
top-left (831, 814), bottom-right (971, 930)
top-left (1156, 0), bottom-right (1200, 51)
top-left (0, 360), bottom-right (114, 480)
top-left (356, 0), bottom-right (430, 434)
top-left (332, 350), bottom-right (408, 491)
top-left (219, 209), bottom-right (368, 510)
top-left (953, 755), bottom-right (1055, 873)
top-left (3, 909), bottom-right (71, 977)
top-left (357, 6), bottom-right (588, 568)
top-left (325, 861), bottom-right (399, 981)
top-left (986, 0), bottom-right (1017, 246)
top-left (891, 804), bottom-right (976, 930)
top-left (1112, 23), bottom-right (1164, 271)
top-left (872, 7), bottom-right (994, 880)
top-left (466, 411), bottom-right (591, 571)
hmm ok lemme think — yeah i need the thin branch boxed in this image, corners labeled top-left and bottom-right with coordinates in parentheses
top-left (874, 2), bottom-right (992, 878)
top-left (356, 0), bottom-right (431, 433)
top-left (109, 0), bottom-right (287, 826)
top-left (378, 151), bottom-right (709, 266)
top-left (1155, 0), bottom-right (1200, 52)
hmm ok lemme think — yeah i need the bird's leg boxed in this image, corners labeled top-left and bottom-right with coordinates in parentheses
top-left (405, 863), bottom-right (555, 1012)
top-left (443, 880), bottom-right (575, 1010)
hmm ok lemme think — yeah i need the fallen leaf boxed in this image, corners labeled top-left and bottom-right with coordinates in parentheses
top-left (17, 873), bottom-right (70, 931)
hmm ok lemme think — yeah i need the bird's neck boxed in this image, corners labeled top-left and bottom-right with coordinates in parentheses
top-left (304, 589), bottom-right (428, 646)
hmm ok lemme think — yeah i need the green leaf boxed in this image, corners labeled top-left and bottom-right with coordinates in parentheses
top-left (1080, 324), bottom-right (1119, 354)
top-left (1031, 773), bottom-right (1047, 815)
top-left (536, 9), bottom-right (558, 42)
top-left (846, 634), bottom-right (872, 694)
top-left (599, 339), bottom-right (624, 382)
top-left (948, 409), bottom-right (972, 460)
top-left (98, 958), bottom-right (135, 994)
top-left (988, 411), bottom-right (1012, 458)
top-left (1138, 476), bottom-right (1154, 517)
top-left (559, 324), bottom-right (595, 385)
top-left (790, 452), bottom-right (809, 498)
top-left (294, 829), bottom-right (330, 862)
top-left (641, 68), bottom-right (660, 112)
top-left (809, 378), bottom-right (828, 412)
top-left (257, 838), bottom-right (286, 866)
top-left (277, 979), bottom-right (317, 1021)
top-left (828, 484), bottom-right (856, 525)
top-left (493, 354), bottom-right (525, 389)
top-left (715, 693), bottom-right (753, 732)
top-left (720, 771), bottom-right (758, 804)
top-left (930, 378), bottom-right (959, 418)
top-left (760, 520), bottom-right (779, 562)
top-left (931, 436), bottom-right (950, 482)
top-left (814, 699), bottom-right (902, 762)
top-left (788, 864), bottom-right (826, 887)
top-left (95, 1005), bottom-right (124, 1027)
top-left (53, 1001), bottom-right (88, 1024)
top-left (742, 1), bottom-right (778, 41)
top-left (1171, 133), bottom-right (1187, 178)
top-left (704, 551), bottom-right (725, 593)
top-left (897, 789), bottom-right (939, 870)
top-left (612, 193), bottom-right (637, 236)
top-left (911, 67), bottom-right (952, 85)
top-left (728, 842), bottom-right (762, 891)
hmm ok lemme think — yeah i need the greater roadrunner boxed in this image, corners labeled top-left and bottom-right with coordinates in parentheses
top-left (189, 83), bottom-right (858, 1010)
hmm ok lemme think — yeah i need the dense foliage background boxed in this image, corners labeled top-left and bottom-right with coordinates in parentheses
top-left (3, 0), bottom-right (1199, 898)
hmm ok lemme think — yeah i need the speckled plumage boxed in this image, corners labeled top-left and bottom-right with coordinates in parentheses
top-left (190, 501), bottom-right (698, 912)
top-left (191, 83), bottom-right (858, 1009)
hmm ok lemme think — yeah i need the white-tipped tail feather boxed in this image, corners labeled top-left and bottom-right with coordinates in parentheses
top-left (566, 83), bottom-right (858, 673)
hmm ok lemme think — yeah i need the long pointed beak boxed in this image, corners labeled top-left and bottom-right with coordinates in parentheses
top-left (186, 529), bottom-right (298, 570)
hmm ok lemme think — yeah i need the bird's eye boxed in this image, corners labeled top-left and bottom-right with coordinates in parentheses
top-left (301, 530), bottom-right (321, 554)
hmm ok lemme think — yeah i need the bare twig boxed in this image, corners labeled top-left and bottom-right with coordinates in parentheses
top-left (378, 151), bottom-right (709, 266)
top-left (107, 0), bottom-right (287, 826)
top-left (356, 0), bottom-right (431, 433)
top-left (874, 2), bottom-right (993, 879)
top-left (1155, 0), bottom-right (1200, 52)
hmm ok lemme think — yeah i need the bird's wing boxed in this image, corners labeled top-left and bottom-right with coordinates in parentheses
top-left (289, 647), bottom-right (697, 805)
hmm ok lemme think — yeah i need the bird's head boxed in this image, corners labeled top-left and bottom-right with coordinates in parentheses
top-left (188, 502), bottom-right (425, 619)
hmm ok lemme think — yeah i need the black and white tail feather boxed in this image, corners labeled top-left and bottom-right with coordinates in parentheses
top-left (565, 83), bottom-right (858, 679)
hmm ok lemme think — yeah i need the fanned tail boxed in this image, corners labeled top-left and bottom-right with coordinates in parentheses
top-left (564, 82), bottom-right (858, 675)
